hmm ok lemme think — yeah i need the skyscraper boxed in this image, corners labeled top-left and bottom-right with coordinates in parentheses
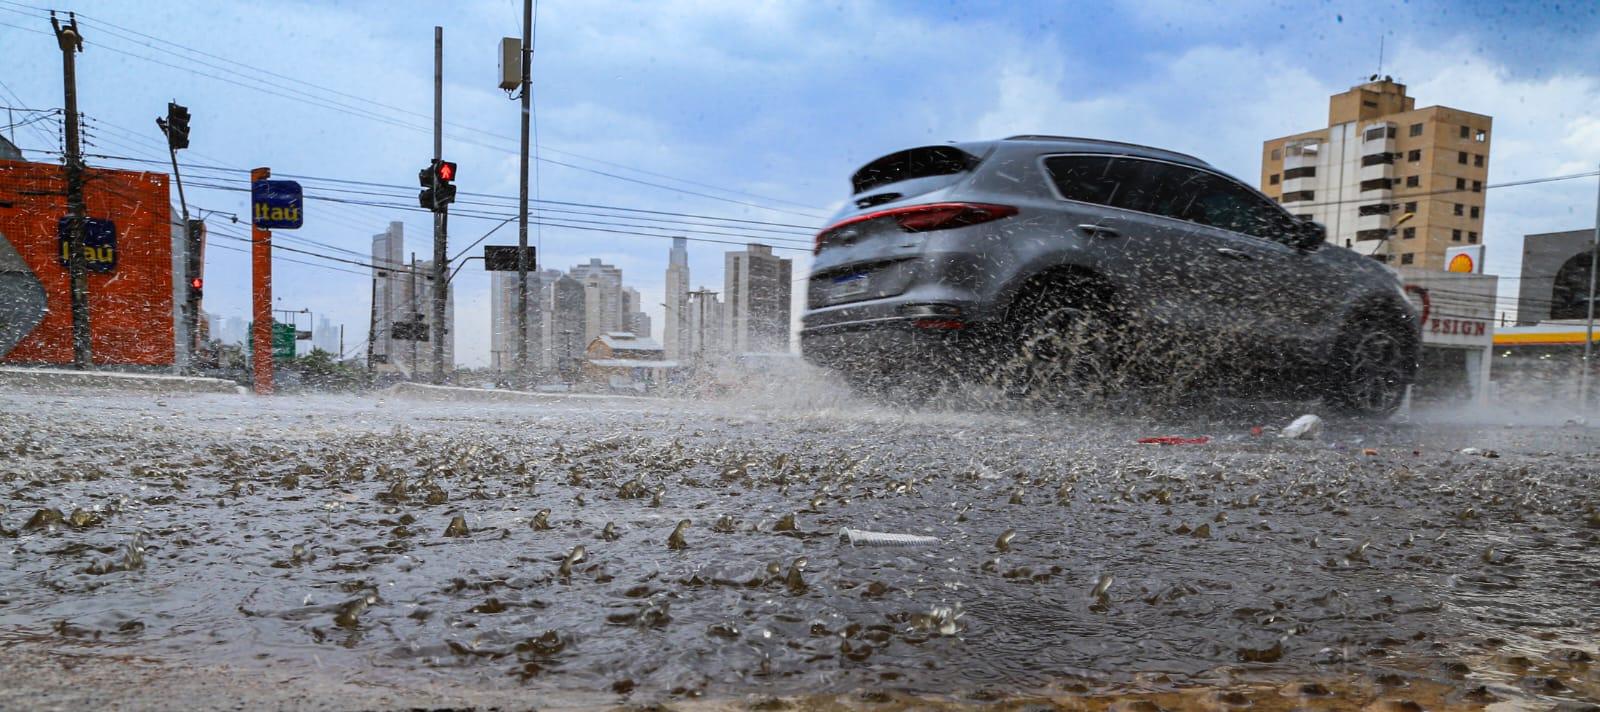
top-left (663, 237), bottom-right (690, 360)
top-left (370, 222), bottom-right (453, 375)
top-left (570, 258), bottom-right (623, 343)
top-left (1261, 78), bottom-right (1491, 270)
top-left (370, 221), bottom-right (405, 369)
top-left (688, 287), bottom-right (725, 362)
top-left (489, 269), bottom-right (547, 373)
top-left (723, 243), bottom-right (792, 355)
top-left (621, 286), bottom-right (650, 339)
top-left (545, 274), bottom-right (587, 380)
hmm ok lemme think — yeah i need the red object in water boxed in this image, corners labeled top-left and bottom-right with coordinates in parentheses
top-left (1137, 436), bottom-right (1211, 445)
top-left (1250, 426), bottom-right (1265, 437)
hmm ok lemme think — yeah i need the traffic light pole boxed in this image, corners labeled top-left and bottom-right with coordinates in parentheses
top-left (163, 123), bottom-right (196, 371)
top-left (430, 26), bottom-right (449, 385)
top-left (52, 12), bottom-right (91, 370)
top-left (515, 0), bottom-right (533, 388)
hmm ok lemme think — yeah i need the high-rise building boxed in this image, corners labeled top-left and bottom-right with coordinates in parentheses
top-left (570, 258), bottom-right (623, 343)
top-left (1261, 78), bottom-right (1491, 270)
top-left (370, 222), bottom-right (453, 375)
top-left (723, 243), bottom-right (793, 354)
top-left (621, 286), bottom-right (651, 339)
top-left (663, 237), bottom-right (690, 360)
top-left (687, 287), bottom-right (725, 362)
top-left (545, 274), bottom-right (588, 380)
top-left (489, 269), bottom-right (547, 373)
top-left (312, 315), bottom-right (339, 355)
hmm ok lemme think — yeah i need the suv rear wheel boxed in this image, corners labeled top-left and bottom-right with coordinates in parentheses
top-left (1322, 310), bottom-right (1417, 418)
top-left (998, 289), bottom-right (1120, 406)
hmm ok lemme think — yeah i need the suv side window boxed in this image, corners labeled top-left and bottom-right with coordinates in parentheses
top-left (1043, 155), bottom-right (1140, 209)
top-left (1141, 162), bottom-right (1291, 241)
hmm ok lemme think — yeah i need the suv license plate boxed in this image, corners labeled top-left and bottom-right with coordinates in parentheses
top-left (830, 274), bottom-right (868, 300)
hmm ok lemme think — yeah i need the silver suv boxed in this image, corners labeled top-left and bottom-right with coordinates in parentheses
top-left (800, 136), bottom-right (1420, 416)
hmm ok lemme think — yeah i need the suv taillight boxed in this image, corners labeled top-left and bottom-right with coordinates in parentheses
top-left (814, 202), bottom-right (1017, 254)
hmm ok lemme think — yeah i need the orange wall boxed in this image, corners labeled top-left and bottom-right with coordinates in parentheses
top-left (0, 159), bottom-right (174, 366)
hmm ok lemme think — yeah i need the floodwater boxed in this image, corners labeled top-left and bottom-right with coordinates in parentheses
top-left (1, 386), bottom-right (1597, 710)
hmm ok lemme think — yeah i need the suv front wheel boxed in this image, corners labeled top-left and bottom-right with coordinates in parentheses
top-left (1322, 310), bottom-right (1418, 417)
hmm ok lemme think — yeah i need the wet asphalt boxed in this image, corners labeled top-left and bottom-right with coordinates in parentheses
top-left (0, 385), bottom-right (1597, 710)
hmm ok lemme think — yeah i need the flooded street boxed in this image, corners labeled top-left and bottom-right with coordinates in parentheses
top-left (2, 388), bottom-right (1598, 710)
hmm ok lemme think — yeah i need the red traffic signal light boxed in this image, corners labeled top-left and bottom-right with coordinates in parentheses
top-left (436, 161), bottom-right (457, 183)
top-left (190, 277), bottom-right (203, 290)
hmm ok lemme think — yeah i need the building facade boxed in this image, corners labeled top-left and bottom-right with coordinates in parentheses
top-left (570, 258), bottom-right (623, 344)
top-left (489, 268), bottom-right (549, 372)
top-left (544, 273), bottom-right (588, 380)
top-left (687, 287), bottom-right (725, 362)
top-left (1516, 229), bottom-right (1598, 325)
top-left (723, 243), bottom-right (792, 355)
top-left (369, 222), bottom-right (453, 375)
top-left (663, 236), bottom-right (690, 361)
top-left (1261, 78), bottom-right (1491, 270)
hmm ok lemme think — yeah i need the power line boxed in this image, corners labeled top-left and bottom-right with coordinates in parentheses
top-left (0, 0), bottom-right (825, 218)
top-left (1282, 170), bottom-right (1600, 210)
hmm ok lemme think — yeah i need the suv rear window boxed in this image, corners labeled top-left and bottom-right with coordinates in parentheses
top-left (851, 146), bottom-right (980, 194)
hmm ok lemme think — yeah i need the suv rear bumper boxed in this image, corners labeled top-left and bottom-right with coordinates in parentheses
top-left (800, 299), bottom-right (1000, 375)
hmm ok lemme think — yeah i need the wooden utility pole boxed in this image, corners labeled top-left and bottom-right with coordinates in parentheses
top-left (51, 12), bottom-right (90, 369)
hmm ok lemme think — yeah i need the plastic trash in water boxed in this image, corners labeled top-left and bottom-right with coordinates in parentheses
top-left (1280, 414), bottom-right (1323, 440)
top-left (838, 527), bottom-right (940, 547)
top-left (1136, 436), bottom-right (1210, 445)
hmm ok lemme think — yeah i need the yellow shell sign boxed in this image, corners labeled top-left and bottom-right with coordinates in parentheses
top-left (1447, 252), bottom-right (1475, 273)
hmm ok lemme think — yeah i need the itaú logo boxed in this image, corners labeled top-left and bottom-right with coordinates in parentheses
top-left (55, 217), bottom-right (118, 273)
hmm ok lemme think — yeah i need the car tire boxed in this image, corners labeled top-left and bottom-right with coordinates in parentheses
top-left (1322, 309), bottom-right (1417, 418)
top-left (999, 290), bottom-right (1119, 406)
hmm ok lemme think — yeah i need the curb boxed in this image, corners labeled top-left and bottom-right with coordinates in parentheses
top-left (0, 366), bottom-right (247, 395)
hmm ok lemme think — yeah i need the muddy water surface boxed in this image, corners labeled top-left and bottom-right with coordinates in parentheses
top-left (1, 391), bottom-right (1597, 709)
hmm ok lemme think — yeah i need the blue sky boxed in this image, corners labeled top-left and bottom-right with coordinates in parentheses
top-left (3, 0), bottom-right (1599, 366)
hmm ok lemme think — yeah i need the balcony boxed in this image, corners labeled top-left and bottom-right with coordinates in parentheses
top-left (1356, 212), bottom-right (1392, 234)
top-left (1359, 161), bottom-right (1395, 184)
top-left (1362, 122), bottom-right (1397, 154)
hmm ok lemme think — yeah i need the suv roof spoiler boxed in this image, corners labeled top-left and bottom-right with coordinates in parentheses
top-left (1001, 135), bottom-right (1208, 165)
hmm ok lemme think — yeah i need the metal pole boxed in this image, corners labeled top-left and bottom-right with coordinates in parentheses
top-left (430, 26), bottom-right (448, 385)
top-left (410, 252), bottom-right (419, 380)
top-left (53, 13), bottom-right (90, 369)
top-left (250, 167), bottom-right (273, 394)
top-left (339, 324), bottom-right (344, 360)
top-left (366, 273), bottom-right (377, 373)
top-left (514, 0), bottom-right (534, 388)
top-left (1581, 166), bottom-right (1599, 411)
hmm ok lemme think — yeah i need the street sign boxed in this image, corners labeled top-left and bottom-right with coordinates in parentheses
top-left (251, 180), bottom-right (304, 230)
top-left (56, 217), bottom-right (117, 273)
top-left (483, 245), bottom-right (537, 271)
top-left (272, 321), bottom-right (296, 359)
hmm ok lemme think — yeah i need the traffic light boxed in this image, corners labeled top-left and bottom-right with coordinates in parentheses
top-left (164, 102), bottom-right (191, 150)
top-left (188, 276), bottom-right (203, 301)
top-left (417, 159), bottom-right (458, 212)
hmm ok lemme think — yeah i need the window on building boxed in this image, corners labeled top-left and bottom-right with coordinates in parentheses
top-left (1402, 227), bottom-right (1416, 240)
top-left (1356, 229), bottom-right (1390, 242)
top-left (1409, 123), bottom-right (1423, 137)
top-left (1460, 125), bottom-right (1470, 139)
top-left (1279, 190), bottom-right (1315, 203)
top-left (1406, 175), bottom-right (1420, 188)
top-left (1472, 180), bottom-right (1482, 192)
top-left (1475, 129), bottom-right (1487, 142)
top-left (1407, 149), bottom-right (1421, 162)
top-left (1470, 206), bottom-right (1480, 219)
top-left (1268, 174), bottom-right (1279, 185)
top-left (1403, 201), bottom-right (1417, 213)
top-left (1401, 253), bottom-right (1415, 265)
top-left (1359, 178), bottom-right (1394, 192)
top-left (1468, 231), bottom-right (1478, 243)
top-left (1474, 154), bottom-right (1484, 167)
top-left (1284, 166), bottom-right (1316, 179)
top-left (1371, 253), bottom-right (1390, 263)
top-left (1358, 203), bottom-right (1393, 216)
top-left (1455, 177), bottom-right (1466, 191)
top-left (1365, 126), bottom-right (1387, 141)
top-left (1344, 239), bottom-right (1352, 247)
top-left (1361, 152), bottom-right (1396, 167)
top-left (1458, 151), bottom-right (1468, 164)
top-left (1453, 203), bottom-right (1464, 216)
top-left (1362, 99), bottom-right (1378, 108)
top-left (1270, 148), bottom-right (1281, 160)
top-left (1452, 229), bottom-right (1462, 242)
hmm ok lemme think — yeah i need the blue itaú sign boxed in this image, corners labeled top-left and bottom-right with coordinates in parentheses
top-left (251, 180), bottom-right (304, 230)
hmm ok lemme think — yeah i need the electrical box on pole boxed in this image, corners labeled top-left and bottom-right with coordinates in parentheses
top-left (498, 37), bottom-right (522, 91)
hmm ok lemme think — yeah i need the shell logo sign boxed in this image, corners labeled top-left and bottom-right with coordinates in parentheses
top-left (1444, 244), bottom-right (1484, 274)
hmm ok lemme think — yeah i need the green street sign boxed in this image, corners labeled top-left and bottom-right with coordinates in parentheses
top-left (272, 322), bottom-right (296, 360)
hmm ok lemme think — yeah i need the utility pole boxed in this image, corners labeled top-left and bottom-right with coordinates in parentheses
top-left (514, 0), bottom-right (534, 388)
top-left (339, 324), bottom-right (344, 359)
top-left (410, 252), bottom-right (419, 380)
top-left (366, 273), bottom-right (378, 373)
top-left (430, 26), bottom-right (448, 385)
top-left (158, 101), bottom-right (196, 372)
top-left (52, 12), bottom-right (90, 369)
top-left (1581, 165), bottom-right (1599, 412)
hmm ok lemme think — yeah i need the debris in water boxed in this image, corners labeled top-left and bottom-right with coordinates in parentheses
top-left (559, 545), bottom-right (586, 578)
top-left (773, 513), bottom-right (797, 531)
top-left (600, 521), bottom-right (620, 541)
top-left (838, 527), bottom-right (939, 547)
top-left (712, 515), bottom-right (738, 533)
top-left (1280, 414), bottom-right (1323, 440)
top-left (530, 509), bottom-right (551, 530)
top-left (995, 529), bottom-right (1016, 552)
top-left (444, 514), bottom-right (470, 537)
top-left (1136, 435), bottom-right (1211, 445)
top-left (1459, 447), bottom-right (1500, 458)
top-left (667, 519), bottom-right (690, 550)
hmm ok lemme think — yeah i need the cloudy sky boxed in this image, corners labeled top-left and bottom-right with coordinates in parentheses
top-left (3, 0), bottom-right (1599, 366)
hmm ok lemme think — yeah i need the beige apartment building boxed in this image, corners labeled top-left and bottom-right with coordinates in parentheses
top-left (1261, 78), bottom-right (1491, 270)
